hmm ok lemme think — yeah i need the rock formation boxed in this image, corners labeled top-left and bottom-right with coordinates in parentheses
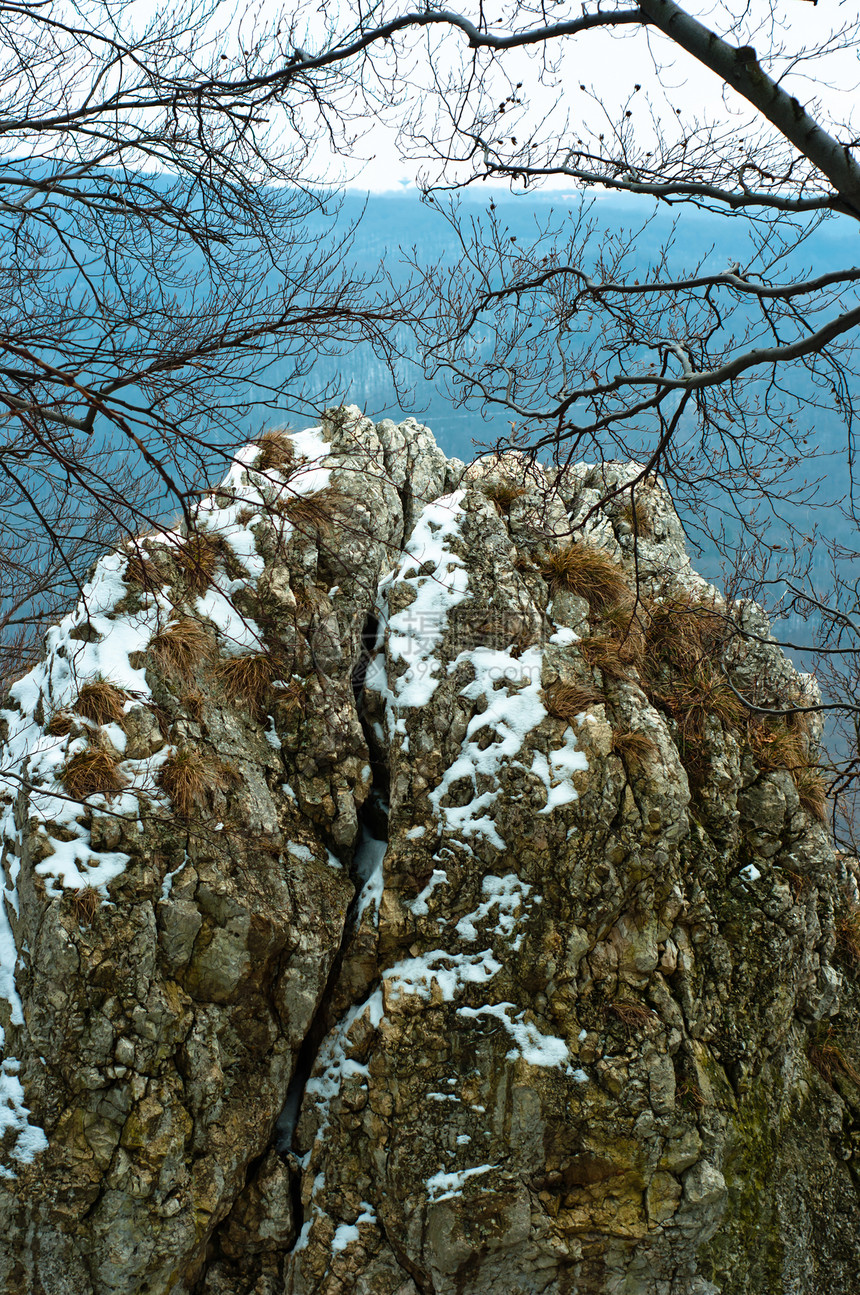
top-left (0, 407), bottom-right (858, 1294)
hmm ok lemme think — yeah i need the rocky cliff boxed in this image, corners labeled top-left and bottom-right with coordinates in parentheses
top-left (0, 408), bottom-right (858, 1295)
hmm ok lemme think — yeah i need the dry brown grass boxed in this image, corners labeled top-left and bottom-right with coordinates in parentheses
top-left (619, 495), bottom-right (655, 538)
top-left (809, 1026), bottom-right (860, 1087)
top-left (61, 746), bottom-right (127, 799)
top-left (837, 905), bottom-right (860, 968)
top-left (181, 691), bottom-right (206, 723)
top-left (157, 746), bottom-right (221, 818)
top-left (174, 530), bottom-right (226, 595)
top-left (539, 543), bottom-right (629, 609)
top-left (216, 652), bottom-right (279, 714)
top-left (46, 710), bottom-right (75, 737)
top-left (611, 728), bottom-right (658, 764)
top-left (70, 885), bottom-right (100, 926)
top-left (281, 487), bottom-right (346, 537)
top-left (543, 681), bottom-right (601, 722)
top-left (747, 720), bottom-right (827, 823)
top-left (254, 429), bottom-right (296, 474)
top-left (74, 678), bottom-right (128, 727)
top-left (606, 999), bottom-right (654, 1031)
top-left (124, 545), bottom-right (172, 589)
top-left (654, 665), bottom-right (747, 743)
top-left (149, 618), bottom-right (214, 681)
top-left (748, 720), bottom-right (806, 773)
top-left (512, 551), bottom-right (539, 574)
top-left (643, 593), bottom-right (728, 679)
top-left (274, 678), bottom-right (306, 722)
top-left (577, 634), bottom-right (635, 682)
top-left (677, 1080), bottom-right (707, 1110)
top-left (796, 766), bottom-right (828, 823)
top-left (482, 479), bottom-right (529, 514)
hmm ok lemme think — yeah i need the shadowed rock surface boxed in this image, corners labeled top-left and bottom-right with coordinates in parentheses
top-left (0, 409), bottom-right (857, 1294)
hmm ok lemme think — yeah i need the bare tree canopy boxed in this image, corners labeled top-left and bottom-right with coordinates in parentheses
top-left (3, 0), bottom-right (860, 836)
top-left (0, 0), bottom-right (412, 678)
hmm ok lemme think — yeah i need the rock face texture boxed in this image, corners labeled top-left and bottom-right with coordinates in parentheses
top-left (0, 408), bottom-right (858, 1294)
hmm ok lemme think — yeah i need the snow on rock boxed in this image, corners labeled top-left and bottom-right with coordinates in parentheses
top-left (426, 1162), bottom-right (498, 1203)
top-left (457, 1002), bottom-right (573, 1070)
top-left (363, 490), bottom-right (470, 741)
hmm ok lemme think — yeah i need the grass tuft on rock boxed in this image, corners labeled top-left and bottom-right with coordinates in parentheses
top-left (482, 479), bottom-right (528, 514)
top-left (61, 746), bottom-right (127, 799)
top-left (274, 678), bottom-right (306, 723)
top-left (605, 999), bottom-right (654, 1032)
top-left (74, 678), bottom-right (128, 727)
top-left (217, 652), bottom-right (279, 715)
top-left (795, 766), bottom-right (828, 823)
top-left (46, 710), bottom-right (75, 737)
top-left (643, 592), bottom-right (728, 678)
top-left (837, 904), bottom-right (860, 967)
top-left (577, 634), bottom-right (637, 681)
top-left (149, 618), bottom-right (214, 681)
top-left (539, 542), bottom-right (629, 609)
top-left (543, 681), bottom-right (600, 722)
top-left (174, 530), bottom-right (226, 595)
top-left (281, 486), bottom-right (350, 538)
top-left (254, 429), bottom-right (296, 474)
top-left (808, 1025), bottom-right (860, 1088)
top-left (619, 494), bottom-right (655, 537)
top-left (124, 545), bottom-right (172, 589)
top-left (611, 728), bottom-right (658, 764)
top-left (70, 886), bottom-right (100, 927)
top-left (157, 746), bottom-right (220, 818)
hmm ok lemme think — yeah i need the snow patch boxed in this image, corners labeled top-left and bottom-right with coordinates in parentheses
top-left (458, 1002), bottom-right (573, 1070)
top-left (409, 868), bottom-right (449, 916)
top-left (427, 1162), bottom-right (497, 1203)
top-left (384, 949), bottom-right (501, 1003)
top-left (353, 830), bottom-right (386, 924)
top-left (455, 873), bottom-right (533, 942)
top-left (364, 492), bottom-right (470, 737)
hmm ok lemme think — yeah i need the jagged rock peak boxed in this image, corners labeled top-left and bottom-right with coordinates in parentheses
top-left (0, 407), bottom-right (858, 1295)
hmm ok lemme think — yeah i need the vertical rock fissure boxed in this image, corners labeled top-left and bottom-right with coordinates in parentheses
top-left (274, 608), bottom-right (391, 1245)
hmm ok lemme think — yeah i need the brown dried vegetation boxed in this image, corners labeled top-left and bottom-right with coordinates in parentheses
top-left (808, 1025), bottom-right (860, 1087)
top-left (282, 487), bottom-right (347, 537)
top-left (577, 634), bottom-right (636, 682)
top-left (837, 904), bottom-right (860, 968)
top-left (796, 766), bottom-right (828, 823)
top-left (149, 618), bottom-right (214, 681)
top-left (61, 746), bottom-right (127, 799)
top-left (539, 543), bottom-right (629, 609)
top-left (46, 710), bottom-right (75, 737)
top-left (124, 545), bottom-right (172, 589)
top-left (643, 593), bottom-right (727, 679)
top-left (482, 479), bottom-right (529, 514)
top-left (611, 728), bottom-right (658, 764)
top-left (543, 681), bottom-right (601, 722)
top-left (174, 530), bottom-right (227, 595)
top-left (606, 999), bottom-right (654, 1032)
top-left (254, 429), bottom-right (296, 474)
top-left (157, 746), bottom-right (222, 818)
top-left (677, 1080), bottom-right (707, 1110)
top-left (70, 885), bottom-right (100, 926)
top-left (181, 691), bottom-right (206, 723)
top-left (619, 494), bottom-right (655, 537)
top-left (217, 651), bottom-right (279, 715)
top-left (274, 678), bottom-right (306, 723)
top-left (74, 678), bottom-right (128, 727)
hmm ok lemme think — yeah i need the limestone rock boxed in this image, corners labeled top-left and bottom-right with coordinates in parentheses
top-left (0, 412), bottom-right (857, 1294)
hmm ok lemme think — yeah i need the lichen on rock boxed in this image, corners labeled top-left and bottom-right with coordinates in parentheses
top-left (0, 410), bottom-right (857, 1294)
